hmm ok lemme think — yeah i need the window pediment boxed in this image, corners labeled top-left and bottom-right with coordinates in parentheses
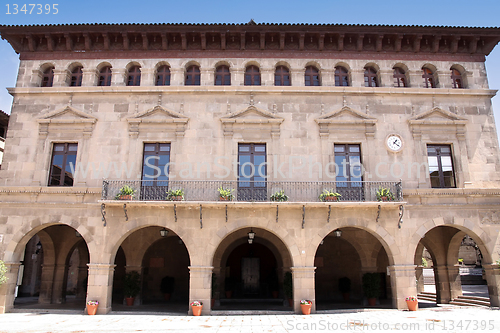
top-left (127, 105), bottom-right (189, 138)
top-left (37, 105), bottom-right (97, 137)
top-left (315, 106), bottom-right (377, 138)
top-left (220, 105), bottom-right (283, 137)
top-left (409, 107), bottom-right (468, 139)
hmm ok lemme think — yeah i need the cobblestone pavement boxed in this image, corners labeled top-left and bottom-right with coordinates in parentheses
top-left (0, 306), bottom-right (499, 333)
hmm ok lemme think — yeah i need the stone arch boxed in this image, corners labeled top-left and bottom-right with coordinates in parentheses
top-left (182, 60), bottom-right (201, 69)
top-left (212, 60), bottom-right (234, 69)
top-left (96, 61), bottom-right (112, 71)
top-left (154, 61), bottom-right (171, 71)
top-left (242, 60), bottom-right (261, 71)
top-left (274, 60), bottom-right (291, 70)
top-left (303, 60), bottom-right (323, 71)
top-left (66, 61), bottom-right (84, 72)
top-left (125, 61), bottom-right (143, 71)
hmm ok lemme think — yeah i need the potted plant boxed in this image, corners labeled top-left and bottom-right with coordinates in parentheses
top-left (283, 271), bottom-right (293, 307)
top-left (211, 274), bottom-right (217, 307)
top-left (338, 277), bottom-right (351, 301)
top-left (362, 272), bottom-right (381, 306)
top-left (115, 185), bottom-right (136, 200)
top-left (319, 190), bottom-right (341, 202)
top-left (270, 190), bottom-right (289, 202)
top-left (160, 276), bottom-right (175, 301)
top-left (224, 277), bottom-right (236, 299)
top-left (0, 260), bottom-right (7, 287)
top-left (300, 299), bottom-right (312, 315)
top-left (376, 187), bottom-right (395, 202)
top-left (190, 300), bottom-right (203, 316)
top-left (86, 300), bottom-right (99, 315)
top-left (166, 189), bottom-right (184, 201)
top-left (405, 296), bottom-right (418, 311)
top-left (217, 187), bottom-right (234, 201)
top-left (123, 271), bottom-right (141, 306)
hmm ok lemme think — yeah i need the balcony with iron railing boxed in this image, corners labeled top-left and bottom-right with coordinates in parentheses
top-left (101, 180), bottom-right (403, 204)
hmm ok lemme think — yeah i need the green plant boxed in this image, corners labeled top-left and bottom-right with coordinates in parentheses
top-left (160, 276), bottom-right (175, 294)
top-left (283, 271), bottom-right (293, 299)
top-left (0, 260), bottom-right (8, 287)
top-left (362, 272), bottom-right (381, 299)
top-left (458, 258), bottom-right (464, 264)
top-left (123, 271), bottom-right (141, 298)
top-left (217, 187), bottom-right (234, 200)
top-left (338, 277), bottom-right (351, 293)
top-left (376, 187), bottom-right (395, 201)
top-left (421, 257), bottom-right (428, 267)
top-left (270, 190), bottom-right (289, 202)
top-left (319, 190), bottom-right (341, 201)
top-left (166, 189), bottom-right (184, 200)
top-left (115, 185), bottom-right (136, 199)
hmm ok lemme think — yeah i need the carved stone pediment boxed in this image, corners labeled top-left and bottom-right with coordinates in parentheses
top-left (127, 105), bottom-right (189, 138)
top-left (315, 106), bottom-right (377, 138)
top-left (408, 107), bottom-right (468, 139)
top-left (220, 105), bottom-right (283, 138)
top-left (37, 105), bottom-right (97, 137)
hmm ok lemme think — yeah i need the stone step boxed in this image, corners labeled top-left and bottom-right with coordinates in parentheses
top-left (417, 292), bottom-right (436, 302)
top-left (456, 295), bottom-right (490, 302)
top-left (211, 310), bottom-right (294, 315)
top-left (452, 296), bottom-right (490, 307)
top-left (449, 300), bottom-right (490, 308)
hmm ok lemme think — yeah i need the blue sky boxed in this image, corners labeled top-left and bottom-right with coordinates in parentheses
top-left (1, 0), bottom-right (499, 141)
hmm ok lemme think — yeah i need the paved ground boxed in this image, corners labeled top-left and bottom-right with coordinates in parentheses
top-left (0, 306), bottom-right (499, 332)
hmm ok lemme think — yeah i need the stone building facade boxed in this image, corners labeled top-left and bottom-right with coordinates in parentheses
top-left (0, 22), bottom-right (499, 315)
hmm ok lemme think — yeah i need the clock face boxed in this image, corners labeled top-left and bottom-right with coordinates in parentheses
top-left (387, 135), bottom-right (403, 152)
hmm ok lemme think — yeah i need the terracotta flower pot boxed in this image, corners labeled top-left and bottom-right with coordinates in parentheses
top-left (87, 304), bottom-right (98, 315)
top-left (219, 196), bottom-right (229, 201)
top-left (406, 300), bottom-right (418, 311)
top-left (368, 298), bottom-right (377, 306)
top-left (119, 195), bottom-right (132, 200)
top-left (287, 298), bottom-right (293, 307)
top-left (171, 196), bottom-right (183, 201)
top-left (325, 196), bottom-right (339, 202)
top-left (300, 303), bottom-right (312, 315)
top-left (126, 297), bottom-right (135, 306)
top-left (381, 196), bottom-right (388, 202)
top-left (192, 305), bottom-right (203, 316)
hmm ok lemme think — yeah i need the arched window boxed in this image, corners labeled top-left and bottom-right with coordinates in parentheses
top-left (215, 65), bottom-right (231, 85)
top-left (244, 65), bottom-right (261, 86)
top-left (451, 69), bottom-right (463, 89)
top-left (305, 66), bottom-right (320, 86)
top-left (98, 66), bottom-right (112, 86)
top-left (334, 66), bottom-right (349, 86)
top-left (393, 67), bottom-right (407, 87)
top-left (127, 66), bottom-right (141, 86)
top-left (275, 65), bottom-right (290, 86)
top-left (41, 67), bottom-right (54, 87)
top-left (422, 68), bottom-right (435, 88)
top-left (70, 66), bottom-right (83, 87)
top-left (364, 67), bottom-right (378, 87)
top-left (156, 65), bottom-right (170, 86)
top-left (185, 65), bottom-right (200, 86)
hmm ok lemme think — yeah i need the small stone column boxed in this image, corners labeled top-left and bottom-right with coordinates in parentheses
top-left (321, 69), bottom-right (334, 86)
top-left (388, 264), bottom-right (417, 310)
top-left (447, 264), bottom-right (462, 301)
top-left (170, 68), bottom-right (184, 86)
top-left (261, 68), bottom-right (274, 86)
top-left (433, 265), bottom-right (452, 303)
top-left (86, 263), bottom-right (116, 314)
top-left (111, 68), bottom-right (126, 86)
top-left (415, 266), bottom-right (425, 293)
top-left (291, 266), bottom-right (316, 314)
top-left (52, 69), bottom-right (69, 87)
top-left (409, 71), bottom-right (423, 88)
top-left (350, 69), bottom-right (365, 87)
top-left (51, 264), bottom-right (68, 303)
top-left (82, 68), bottom-right (98, 86)
top-left (140, 68), bottom-right (155, 86)
top-left (201, 68), bottom-right (213, 86)
top-left (231, 68), bottom-right (244, 86)
top-left (0, 262), bottom-right (22, 314)
top-left (379, 69), bottom-right (393, 87)
top-left (188, 266), bottom-right (213, 315)
top-left (30, 69), bottom-right (43, 87)
top-left (38, 264), bottom-right (56, 304)
top-left (291, 69), bottom-right (305, 87)
top-left (483, 263), bottom-right (500, 307)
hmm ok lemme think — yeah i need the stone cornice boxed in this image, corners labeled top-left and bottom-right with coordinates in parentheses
top-left (404, 188), bottom-right (500, 197)
top-left (7, 86), bottom-right (498, 98)
top-left (0, 186), bottom-right (101, 195)
top-left (1, 23), bottom-right (499, 57)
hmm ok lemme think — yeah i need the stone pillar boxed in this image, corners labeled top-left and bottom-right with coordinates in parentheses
top-left (231, 68), bottom-right (244, 86)
top-left (76, 265), bottom-right (88, 299)
top-left (261, 68), bottom-right (274, 86)
top-left (188, 266), bottom-right (213, 315)
top-left (52, 69), bottom-right (69, 87)
top-left (483, 264), bottom-right (500, 307)
top-left (436, 70), bottom-right (448, 88)
top-left (409, 71), bottom-right (422, 88)
top-left (388, 264), bottom-right (417, 310)
top-left (350, 69), bottom-right (364, 87)
top-left (0, 262), bottom-right (22, 314)
top-left (30, 69), bottom-right (43, 87)
top-left (111, 68), bottom-right (126, 86)
top-left (433, 265), bottom-right (451, 303)
top-left (379, 69), bottom-right (393, 87)
top-left (51, 264), bottom-right (68, 303)
top-left (291, 69), bottom-right (305, 87)
top-left (140, 68), bottom-right (154, 86)
top-left (291, 266), bottom-right (316, 314)
top-left (201, 68), bottom-right (213, 86)
top-left (38, 264), bottom-right (55, 304)
top-left (415, 266), bottom-right (425, 293)
top-left (170, 68), bottom-right (184, 86)
top-left (321, 69), bottom-right (334, 86)
top-left (82, 68), bottom-right (98, 86)
top-left (86, 263), bottom-right (116, 314)
top-left (447, 264), bottom-right (462, 301)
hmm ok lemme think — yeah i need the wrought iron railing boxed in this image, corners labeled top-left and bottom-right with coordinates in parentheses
top-left (102, 180), bottom-right (403, 202)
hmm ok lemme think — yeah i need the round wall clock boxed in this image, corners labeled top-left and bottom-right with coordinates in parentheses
top-left (386, 135), bottom-right (403, 152)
